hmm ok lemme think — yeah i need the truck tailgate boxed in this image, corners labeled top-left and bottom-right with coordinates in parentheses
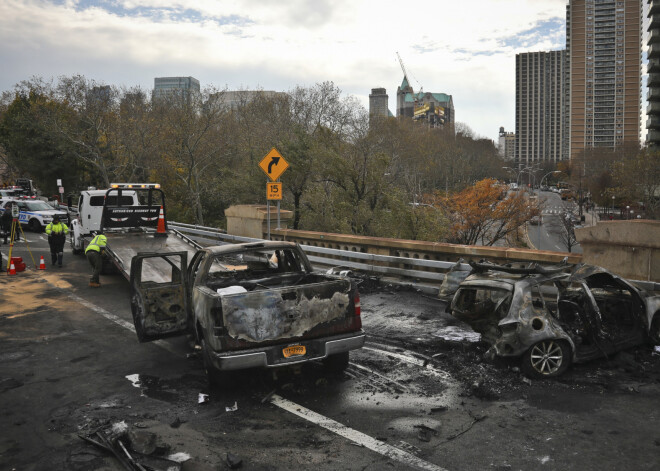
top-left (220, 279), bottom-right (354, 343)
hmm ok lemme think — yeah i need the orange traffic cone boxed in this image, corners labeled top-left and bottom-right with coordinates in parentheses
top-left (39, 256), bottom-right (46, 270)
top-left (8, 262), bottom-right (16, 275)
top-left (155, 205), bottom-right (167, 237)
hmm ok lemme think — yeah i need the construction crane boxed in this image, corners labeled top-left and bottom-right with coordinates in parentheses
top-left (396, 52), bottom-right (423, 97)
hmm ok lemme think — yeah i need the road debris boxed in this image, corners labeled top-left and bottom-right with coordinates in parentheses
top-left (261, 389), bottom-right (277, 404)
top-left (414, 424), bottom-right (438, 442)
top-left (445, 413), bottom-right (487, 442)
top-left (226, 401), bottom-right (238, 412)
top-left (79, 422), bottom-right (183, 471)
top-left (167, 452), bottom-right (191, 463)
top-left (198, 393), bottom-right (209, 404)
top-left (226, 452), bottom-right (243, 469)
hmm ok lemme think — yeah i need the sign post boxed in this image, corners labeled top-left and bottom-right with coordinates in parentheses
top-left (258, 148), bottom-right (289, 238)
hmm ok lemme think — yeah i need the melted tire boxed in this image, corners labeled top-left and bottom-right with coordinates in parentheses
top-left (323, 351), bottom-right (349, 373)
top-left (522, 340), bottom-right (571, 379)
top-left (201, 337), bottom-right (225, 388)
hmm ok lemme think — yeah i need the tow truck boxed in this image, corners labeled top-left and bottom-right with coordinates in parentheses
top-left (70, 183), bottom-right (201, 280)
top-left (70, 183), bottom-right (364, 383)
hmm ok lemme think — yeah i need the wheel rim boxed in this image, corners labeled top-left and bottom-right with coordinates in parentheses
top-left (530, 340), bottom-right (563, 375)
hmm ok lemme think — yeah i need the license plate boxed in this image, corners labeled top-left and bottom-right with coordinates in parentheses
top-left (282, 345), bottom-right (306, 358)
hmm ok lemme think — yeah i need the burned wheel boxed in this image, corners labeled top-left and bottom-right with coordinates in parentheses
top-left (323, 351), bottom-right (349, 373)
top-left (649, 313), bottom-right (660, 345)
top-left (201, 337), bottom-right (225, 387)
top-left (522, 340), bottom-right (571, 379)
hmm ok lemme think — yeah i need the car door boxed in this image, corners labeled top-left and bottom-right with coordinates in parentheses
top-left (130, 251), bottom-right (189, 343)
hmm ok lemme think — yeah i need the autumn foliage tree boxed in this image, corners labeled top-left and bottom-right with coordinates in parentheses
top-left (431, 178), bottom-right (539, 246)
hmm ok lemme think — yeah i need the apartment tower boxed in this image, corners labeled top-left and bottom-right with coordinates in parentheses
top-left (566, 0), bottom-right (642, 158)
top-left (369, 88), bottom-right (390, 118)
top-left (515, 51), bottom-right (565, 168)
top-left (647, 0), bottom-right (660, 147)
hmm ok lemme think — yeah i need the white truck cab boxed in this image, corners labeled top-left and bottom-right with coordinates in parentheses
top-left (70, 185), bottom-right (145, 253)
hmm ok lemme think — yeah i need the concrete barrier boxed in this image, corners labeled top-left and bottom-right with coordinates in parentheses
top-left (575, 220), bottom-right (660, 282)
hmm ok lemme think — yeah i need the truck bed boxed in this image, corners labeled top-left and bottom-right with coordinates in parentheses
top-left (105, 230), bottom-right (201, 281)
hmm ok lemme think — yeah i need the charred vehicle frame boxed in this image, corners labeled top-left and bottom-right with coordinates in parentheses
top-left (447, 260), bottom-right (660, 378)
top-left (130, 241), bottom-right (365, 385)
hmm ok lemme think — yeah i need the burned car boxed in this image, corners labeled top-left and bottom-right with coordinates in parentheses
top-left (447, 261), bottom-right (660, 378)
top-left (130, 241), bottom-right (365, 384)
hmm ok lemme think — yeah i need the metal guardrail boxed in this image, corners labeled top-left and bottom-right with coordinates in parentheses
top-left (168, 222), bottom-right (660, 292)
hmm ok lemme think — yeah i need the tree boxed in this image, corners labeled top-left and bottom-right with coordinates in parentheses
top-left (552, 211), bottom-right (579, 253)
top-left (0, 90), bottom-right (85, 194)
top-left (152, 88), bottom-right (229, 225)
top-left (432, 178), bottom-right (539, 246)
top-left (611, 148), bottom-right (660, 218)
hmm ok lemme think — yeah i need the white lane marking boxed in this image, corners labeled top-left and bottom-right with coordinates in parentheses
top-left (45, 278), bottom-right (447, 470)
top-left (61, 291), bottom-right (178, 355)
top-left (271, 394), bottom-right (447, 471)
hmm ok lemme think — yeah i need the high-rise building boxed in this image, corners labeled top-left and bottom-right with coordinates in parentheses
top-left (153, 76), bottom-right (200, 103)
top-left (566, 0), bottom-right (642, 158)
top-left (647, 0), bottom-right (660, 147)
top-left (396, 76), bottom-right (454, 129)
top-left (515, 51), bottom-right (565, 168)
top-left (498, 127), bottom-right (516, 161)
top-left (369, 88), bottom-right (390, 118)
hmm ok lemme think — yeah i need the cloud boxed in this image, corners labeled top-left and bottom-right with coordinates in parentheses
top-left (497, 18), bottom-right (565, 49)
top-left (0, 0), bottom-right (643, 142)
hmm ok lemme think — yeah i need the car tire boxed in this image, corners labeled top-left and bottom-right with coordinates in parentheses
top-left (323, 351), bottom-right (349, 373)
top-left (522, 340), bottom-right (571, 379)
top-left (29, 218), bottom-right (42, 232)
top-left (201, 337), bottom-right (225, 388)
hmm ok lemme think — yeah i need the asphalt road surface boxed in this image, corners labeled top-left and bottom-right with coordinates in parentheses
top-left (528, 191), bottom-right (582, 253)
top-left (2, 234), bottom-right (660, 470)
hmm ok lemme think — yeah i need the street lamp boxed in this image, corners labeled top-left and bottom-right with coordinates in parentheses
top-left (502, 166), bottom-right (520, 188)
top-left (540, 170), bottom-right (561, 192)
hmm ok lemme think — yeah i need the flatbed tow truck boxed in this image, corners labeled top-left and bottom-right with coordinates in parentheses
top-left (70, 183), bottom-right (201, 281)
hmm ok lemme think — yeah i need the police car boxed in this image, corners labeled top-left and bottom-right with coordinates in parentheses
top-left (0, 198), bottom-right (69, 232)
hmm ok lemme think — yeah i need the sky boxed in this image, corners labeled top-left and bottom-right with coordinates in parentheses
top-left (0, 0), bottom-right (643, 142)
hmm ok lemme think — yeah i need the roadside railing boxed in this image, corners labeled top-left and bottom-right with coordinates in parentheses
top-left (168, 222), bottom-right (660, 292)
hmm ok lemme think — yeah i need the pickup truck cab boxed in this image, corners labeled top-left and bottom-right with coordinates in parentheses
top-left (130, 241), bottom-right (365, 384)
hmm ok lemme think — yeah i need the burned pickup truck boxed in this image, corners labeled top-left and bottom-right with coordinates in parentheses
top-left (446, 261), bottom-right (660, 378)
top-left (130, 241), bottom-right (364, 383)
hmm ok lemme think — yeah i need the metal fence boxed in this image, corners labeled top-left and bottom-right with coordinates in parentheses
top-left (168, 222), bottom-right (660, 292)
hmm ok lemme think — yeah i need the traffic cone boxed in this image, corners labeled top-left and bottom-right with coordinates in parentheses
top-left (8, 262), bottom-right (16, 275)
top-left (155, 205), bottom-right (167, 237)
top-left (38, 256), bottom-right (46, 270)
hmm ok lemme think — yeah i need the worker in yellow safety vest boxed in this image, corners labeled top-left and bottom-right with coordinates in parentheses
top-left (85, 233), bottom-right (107, 287)
top-left (45, 215), bottom-right (70, 267)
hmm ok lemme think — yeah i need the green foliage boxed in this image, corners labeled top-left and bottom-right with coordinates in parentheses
top-left (0, 90), bottom-right (86, 194)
